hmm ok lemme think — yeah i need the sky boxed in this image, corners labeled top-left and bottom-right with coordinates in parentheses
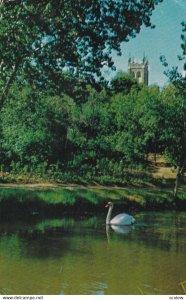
top-left (110, 0), bottom-right (186, 87)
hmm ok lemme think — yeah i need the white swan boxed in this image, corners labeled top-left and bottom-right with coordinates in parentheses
top-left (105, 202), bottom-right (135, 225)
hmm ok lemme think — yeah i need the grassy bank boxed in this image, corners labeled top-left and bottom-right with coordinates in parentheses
top-left (0, 184), bottom-right (186, 221)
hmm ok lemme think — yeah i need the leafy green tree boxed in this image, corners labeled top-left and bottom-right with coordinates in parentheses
top-left (110, 88), bottom-right (146, 164)
top-left (160, 21), bottom-right (186, 198)
top-left (67, 86), bottom-right (114, 175)
top-left (1, 84), bottom-right (75, 170)
top-left (134, 85), bottom-right (164, 163)
top-left (110, 71), bottom-right (139, 95)
top-left (0, 0), bottom-right (163, 105)
top-left (109, 84), bottom-right (164, 167)
top-left (160, 85), bottom-right (186, 198)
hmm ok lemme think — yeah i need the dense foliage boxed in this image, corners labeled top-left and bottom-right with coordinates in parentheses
top-left (0, 0), bottom-right (164, 181)
top-left (160, 21), bottom-right (186, 197)
top-left (0, 71), bottom-right (184, 188)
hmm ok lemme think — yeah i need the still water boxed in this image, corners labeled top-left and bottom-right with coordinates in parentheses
top-left (0, 211), bottom-right (186, 295)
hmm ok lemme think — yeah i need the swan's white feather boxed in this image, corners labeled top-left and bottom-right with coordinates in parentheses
top-left (110, 213), bottom-right (135, 225)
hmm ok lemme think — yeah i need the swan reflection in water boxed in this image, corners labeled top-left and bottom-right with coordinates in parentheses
top-left (106, 224), bottom-right (134, 242)
top-left (111, 224), bottom-right (134, 235)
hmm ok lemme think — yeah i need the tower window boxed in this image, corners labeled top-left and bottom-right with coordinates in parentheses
top-left (137, 71), bottom-right (141, 78)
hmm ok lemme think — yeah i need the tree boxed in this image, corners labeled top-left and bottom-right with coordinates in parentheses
top-left (67, 86), bottom-right (112, 174)
top-left (1, 84), bottom-right (75, 169)
top-left (110, 88), bottom-right (146, 164)
top-left (0, 0), bottom-right (163, 105)
top-left (160, 22), bottom-right (186, 198)
top-left (135, 85), bottom-right (164, 163)
top-left (160, 85), bottom-right (186, 198)
top-left (110, 85), bottom-right (161, 164)
top-left (110, 71), bottom-right (139, 95)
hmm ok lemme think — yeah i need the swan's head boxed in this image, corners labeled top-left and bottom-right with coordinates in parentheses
top-left (105, 202), bottom-right (114, 208)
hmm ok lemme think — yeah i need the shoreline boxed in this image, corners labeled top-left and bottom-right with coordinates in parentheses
top-left (0, 181), bottom-right (173, 191)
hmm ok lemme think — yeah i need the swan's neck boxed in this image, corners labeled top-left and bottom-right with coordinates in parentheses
top-left (106, 205), bottom-right (113, 224)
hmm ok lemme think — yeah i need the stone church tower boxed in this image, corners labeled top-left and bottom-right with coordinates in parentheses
top-left (128, 56), bottom-right (148, 85)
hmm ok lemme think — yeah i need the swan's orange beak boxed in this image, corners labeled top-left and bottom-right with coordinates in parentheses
top-left (105, 203), bottom-right (109, 208)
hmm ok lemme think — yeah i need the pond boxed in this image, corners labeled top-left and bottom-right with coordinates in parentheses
top-left (0, 208), bottom-right (186, 295)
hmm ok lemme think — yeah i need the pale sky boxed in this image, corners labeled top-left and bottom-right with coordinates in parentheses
top-left (110, 0), bottom-right (186, 87)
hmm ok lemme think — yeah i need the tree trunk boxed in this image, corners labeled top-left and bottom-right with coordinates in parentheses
top-left (173, 167), bottom-right (180, 199)
top-left (173, 163), bottom-right (185, 199)
top-left (154, 152), bottom-right (157, 165)
top-left (0, 59), bottom-right (22, 107)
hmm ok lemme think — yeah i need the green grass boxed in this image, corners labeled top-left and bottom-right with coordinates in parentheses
top-left (0, 185), bottom-right (185, 220)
